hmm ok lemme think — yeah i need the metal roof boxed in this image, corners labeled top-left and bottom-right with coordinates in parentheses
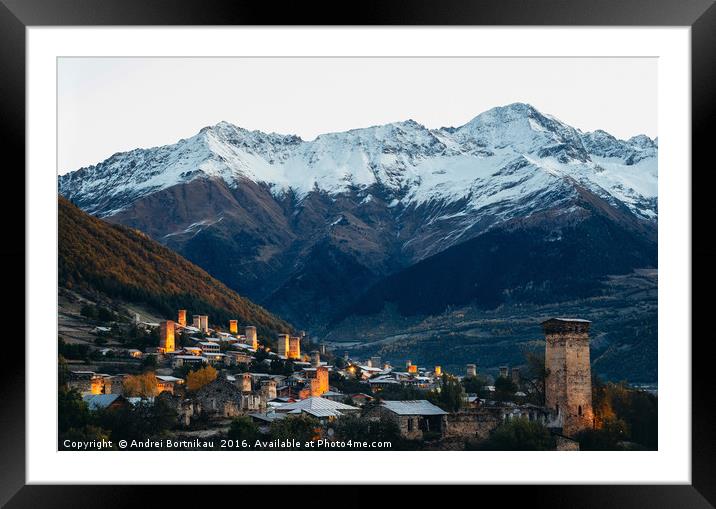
top-left (381, 400), bottom-right (447, 416)
top-left (541, 317), bottom-right (591, 324)
top-left (82, 394), bottom-right (123, 411)
top-left (298, 408), bottom-right (343, 418)
top-left (277, 397), bottom-right (358, 412)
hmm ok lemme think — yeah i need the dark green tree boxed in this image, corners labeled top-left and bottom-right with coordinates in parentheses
top-left (269, 415), bottom-right (321, 444)
top-left (479, 418), bottom-right (555, 450)
top-left (228, 416), bottom-right (261, 444)
top-left (58, 388), bottom-right (90, 433)
top-left (493, 376), bottom-right (518, 402)
top-left (428, 374), bottom-right (464, 412)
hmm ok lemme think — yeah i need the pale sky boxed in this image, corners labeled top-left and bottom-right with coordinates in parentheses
top-left (58, 57), bottom-right (657, 174)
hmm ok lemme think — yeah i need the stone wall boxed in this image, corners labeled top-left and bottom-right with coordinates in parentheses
top-left (555, 435), bottom-right (580, 451)
top-left (195, 379), bottom-right (243, 418)
top-left (445, 408), bottom-right (503, 440)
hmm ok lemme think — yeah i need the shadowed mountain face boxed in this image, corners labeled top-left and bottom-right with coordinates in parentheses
top-left (59, 103), bottom-right (657, 333)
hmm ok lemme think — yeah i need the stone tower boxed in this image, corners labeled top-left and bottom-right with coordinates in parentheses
top-left (542, 318), bottom-right (594, 437)
top-left (466, 364), bottom-right (477, 378)
top-left (288, 336), bottom-right (301, 360)
top-left (310, 350), bottom-right (321, 368)
top-left (308, 366), bottom-right (329, 396)
top-left (229, 320), bottom-right (238, 334)
top-left (199, 315), bottom-right (209, 333)
top-left (240, 373), bottom-right (252, 392)
top-left (177, 309), bottom-right (187, 327)
top-left (245, 326), bottom-right (258, 349)
top-left (159, 320), bottom-right (175, 353)
top-left (277, 334), bottom-right (290, 357)
top-left (261, 379), bottom-right (277, 401)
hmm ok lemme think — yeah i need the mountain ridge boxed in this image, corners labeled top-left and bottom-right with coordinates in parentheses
top-left (59, 102), bottom-right (657, 220)
top-left (58, 102), bottom-right (657, 332)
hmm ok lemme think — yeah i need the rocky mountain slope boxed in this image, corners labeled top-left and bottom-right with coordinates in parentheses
top-left (59, 103), bottom-right (657, 331)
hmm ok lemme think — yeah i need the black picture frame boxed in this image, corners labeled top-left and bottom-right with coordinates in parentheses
top-left (1, 0), bottom-right (712, 505)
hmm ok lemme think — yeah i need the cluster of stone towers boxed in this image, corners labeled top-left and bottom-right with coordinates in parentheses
top-left (277, 333), bottom-right (302, 360)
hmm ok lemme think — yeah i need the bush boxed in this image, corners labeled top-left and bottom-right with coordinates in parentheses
top-left (332, 415), bottom-right (402, 449)
top-left (575, 417), bottom-right (629, 450)
top-left (479, 418), bottom-right (555, 450)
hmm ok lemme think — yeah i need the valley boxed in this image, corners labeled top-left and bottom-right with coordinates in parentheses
top-left (324, 269), bottom-right (657, 384)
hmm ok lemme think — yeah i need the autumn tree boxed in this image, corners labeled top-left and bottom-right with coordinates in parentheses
top-left (186, 365), bottom-right (218, 392)
top-left (122, 372), bottom-right (158, 398)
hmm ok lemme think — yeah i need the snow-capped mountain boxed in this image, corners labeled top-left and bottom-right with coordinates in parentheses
top-left (59, 102), bottom-right (657, 221)
top-left (59, 103), bottom-right (657, 330)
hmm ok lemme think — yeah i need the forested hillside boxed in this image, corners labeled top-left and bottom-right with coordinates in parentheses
top-left (59, 196), bottom-right (293, 338)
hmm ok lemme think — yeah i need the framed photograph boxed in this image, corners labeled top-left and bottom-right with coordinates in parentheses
top-left (3, 0), bottom-right (713, 503)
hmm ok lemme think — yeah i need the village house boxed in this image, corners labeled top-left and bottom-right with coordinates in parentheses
top-left (156, 375), bottom-right (184, 395)
top-left (273, 396), bottom-right (360, 423)
top-left (203, 352), bottom-right (228, 365)
top-left (197, 341), bottom-right (220, 354)
top-left (225, 350), bottom-right (252, 366)
top-left (321, 390), bottom-right (346, 402)
top-left (347, 393), bottom-right (374, 407)
top-left (181, 346), bottom-right (203, 356)
top-left (126, 348), bottom-right (143, 359)
top-left (171, 355), bottom-right (207, 369)
top-left (82, 393), bottom-right (129, 412)
top-left (67, 370), bottom-right (112, 396)
top-left (194, 378), bottom-right (244, 418)
top-left (444, 402), bottom-right (558, 441)
top-left (364, 400), bottom-right (448, 440)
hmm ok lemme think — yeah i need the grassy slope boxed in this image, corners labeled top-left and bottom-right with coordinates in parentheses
top-left (59, 196), bottom-right (293, 338)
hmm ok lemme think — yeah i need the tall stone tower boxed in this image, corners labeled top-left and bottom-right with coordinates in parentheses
top-left (288, 336), bottom-right (301, 360)
top-left (277, 334), bottom-right (290, 357)
top-left (177, 309), bottom-right (187, 327)
top-left (245, 326), bottom-right (258, 349)
top-left (308, 366), bottom-right (329, 396)
top-left (542, 318), bottom-right (593, 437)
top-left (229, 320), bottom-right (238, 334)
top-left (199, 315), bottom-right (209, 333)
top-left (159, 320), bottom-right (175, 353)
top-left (261, 379), bottom-right (277, 401)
